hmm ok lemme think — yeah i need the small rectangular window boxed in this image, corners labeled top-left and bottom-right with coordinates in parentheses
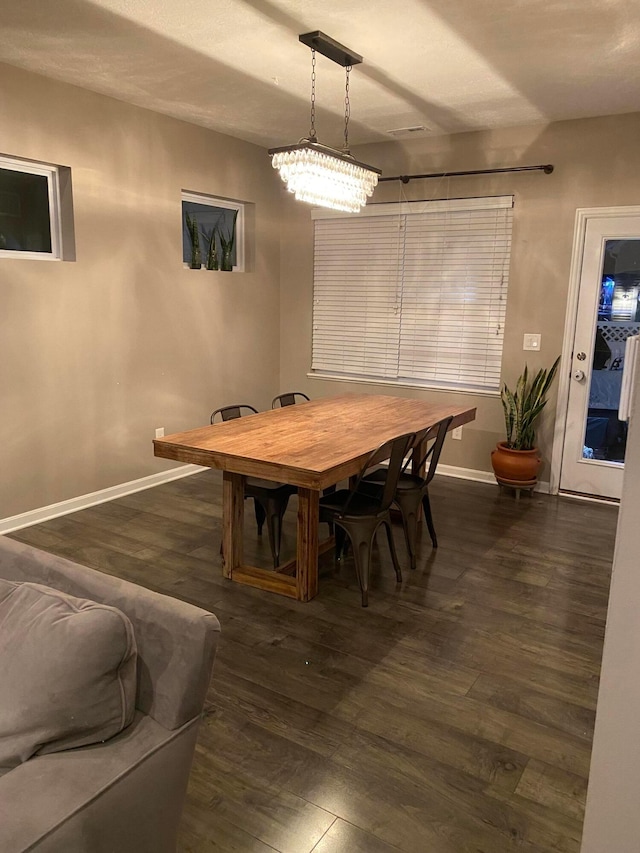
top-left (0, 155), bottom-right (65, 260)
top-left (181, 191), bottom-right (244, 272)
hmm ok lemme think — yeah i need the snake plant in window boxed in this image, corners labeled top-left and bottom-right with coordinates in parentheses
top-left (201, 224), bottom-right (219, 270)
top-left (218, 210), bottom-right (238, 272)
top-left (185, 212), bottom-right (201, 269)
top-left (491, 356), bottom-right (560, 489)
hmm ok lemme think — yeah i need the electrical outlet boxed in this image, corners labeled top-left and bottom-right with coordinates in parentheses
top-left (451, 426), bottom-right (463, 440)
top-left (523, 333), bottom-right (541, 351)
top-left (155, 427), bottom-right (165, 439)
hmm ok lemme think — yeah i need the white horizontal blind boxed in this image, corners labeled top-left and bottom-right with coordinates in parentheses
top-left (398, 206), bottom-right (512, 390)
top-left (311, 196), bottom-right (513, 392)
top-left (312, 215), bottom-right (402, 379)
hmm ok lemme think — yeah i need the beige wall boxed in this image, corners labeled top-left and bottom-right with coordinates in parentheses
top-left (0, 63), bottom-right (282, 520)
top-left (278, 113), bottom-right (640, 479)
top-left (4, 60), bottom-right (640, 523)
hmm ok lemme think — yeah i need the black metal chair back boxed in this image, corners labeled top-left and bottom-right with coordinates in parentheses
top-left (271, 392), bottom-right (310, 409)
top-left (318, 431), bottom-right (416, 607)
top-left (211, 404), bottom-right (258, 424)
top-left (403, 416), bottom-right (454, 484)
top-left (351, 431), bottom-right (417, 515)
top-left (358, 416), bottom-right (453, 570)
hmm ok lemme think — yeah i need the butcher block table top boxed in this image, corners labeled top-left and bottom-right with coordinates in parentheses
top-left (153, 394), bottom-right (476, 489)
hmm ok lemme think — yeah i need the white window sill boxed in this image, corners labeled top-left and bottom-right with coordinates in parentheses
top-left (307, 371), bottom-right (500, 398)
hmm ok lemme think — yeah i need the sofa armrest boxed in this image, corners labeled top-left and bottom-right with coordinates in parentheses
top-left (0, 713), bottom-right (201, 853)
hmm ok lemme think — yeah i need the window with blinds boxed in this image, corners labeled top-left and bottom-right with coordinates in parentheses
top-left (311, 195), bottom-right (513, 393)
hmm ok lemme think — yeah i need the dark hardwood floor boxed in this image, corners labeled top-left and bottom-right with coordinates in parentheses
top-left (9, 472), bottom-right (617, 853)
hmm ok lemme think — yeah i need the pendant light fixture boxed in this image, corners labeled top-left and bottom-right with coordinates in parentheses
top-left (268, 31), bottom-right (381, 214)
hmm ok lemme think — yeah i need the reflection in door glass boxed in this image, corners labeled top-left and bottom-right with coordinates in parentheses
top-left (583, 239), bottom-right (640, 463)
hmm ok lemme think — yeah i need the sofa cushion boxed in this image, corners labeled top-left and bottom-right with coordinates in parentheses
top-left (0, 579), bottom-right (137, 772)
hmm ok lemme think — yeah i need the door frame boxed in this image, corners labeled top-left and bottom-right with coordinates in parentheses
top-left (550, 205), bottom-right (640, 495)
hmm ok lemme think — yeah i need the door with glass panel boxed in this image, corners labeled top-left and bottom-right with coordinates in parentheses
top-left (561, 214), bottom-right (640, 499)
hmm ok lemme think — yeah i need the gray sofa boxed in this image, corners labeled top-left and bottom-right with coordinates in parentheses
top-left (0, 535), bottom-right (220, 853)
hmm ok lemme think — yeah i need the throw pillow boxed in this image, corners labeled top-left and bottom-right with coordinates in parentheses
top-left (0, 579), bottom-right (137, 772)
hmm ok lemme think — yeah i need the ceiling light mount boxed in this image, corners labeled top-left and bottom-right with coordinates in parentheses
top-left (268, 31), bottom-right (380, 214)
top-left (298, 31), bottom-right (363, 68)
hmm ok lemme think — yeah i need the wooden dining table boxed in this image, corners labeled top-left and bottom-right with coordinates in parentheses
top-left (153, 394), bottom-right (476, 601)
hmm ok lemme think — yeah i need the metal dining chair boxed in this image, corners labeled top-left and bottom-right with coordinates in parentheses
top-left (318, 431), bottom-right (416, 607)
top-left (271, 392), bottom-right (310, 408)
top-left (211, 405), bottom-right (296, 569)
top-left (359, 416), bottom-right (453, 569)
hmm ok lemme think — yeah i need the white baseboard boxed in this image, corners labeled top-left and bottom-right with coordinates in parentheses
top-left (437, 464), bottom-right (551, 494)
top-left (558, 490), bottom-right (620, 506)
top-left (0, 464), bottom-right (206, 535)
top-left (437, 464), bottom-right (496, 485)
top-left (0, 461), bottom-right (556, 537)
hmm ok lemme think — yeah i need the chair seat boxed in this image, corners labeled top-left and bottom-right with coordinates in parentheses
top-left (362, 469), bottom-right (422, 490)
top-left (319, 489), bottom-right (387, 519)
top-left (396, 473), bottom-right (423, 490)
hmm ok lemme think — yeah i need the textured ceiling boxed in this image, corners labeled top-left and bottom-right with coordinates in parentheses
top-left (0, 0), bottom-right (639, 148)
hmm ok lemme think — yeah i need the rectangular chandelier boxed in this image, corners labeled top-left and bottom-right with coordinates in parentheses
top-left (269, 140), bottom-right (381, 214)
top-left (268, 32), bottom-right (381, 214)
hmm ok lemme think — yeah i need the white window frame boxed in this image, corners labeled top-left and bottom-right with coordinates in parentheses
top-left (181, 190), bottom-right (245, 272)
top-left (0, 155), bottom-right (63, 260)
top-left (309, 195), bottom-right (514, 395)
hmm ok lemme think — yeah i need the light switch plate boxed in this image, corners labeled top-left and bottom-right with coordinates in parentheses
top-left (523, 333), bottom-right (541, 351)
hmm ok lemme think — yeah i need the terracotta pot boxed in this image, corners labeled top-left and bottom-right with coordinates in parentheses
top-left (491, 441), bottom-right (541, 487)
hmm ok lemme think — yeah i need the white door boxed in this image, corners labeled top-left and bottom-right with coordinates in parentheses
top-left (560, 213), bottom-right (640, 499)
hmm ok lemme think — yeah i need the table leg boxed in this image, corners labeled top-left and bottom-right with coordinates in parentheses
top-left (222, 471), bottom-right (244, 579)
top-left (296, 487), bottom-right (319, 601)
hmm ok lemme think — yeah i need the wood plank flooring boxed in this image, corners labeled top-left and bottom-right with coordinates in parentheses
top-left (9, 472), bottom-right (617, 853)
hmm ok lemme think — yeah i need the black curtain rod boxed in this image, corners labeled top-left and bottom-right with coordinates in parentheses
top-left (379, 164), bottom-right (554, 183)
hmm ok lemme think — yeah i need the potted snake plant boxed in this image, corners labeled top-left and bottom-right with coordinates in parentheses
top-left (491, 356), bottom-right (560, 488)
